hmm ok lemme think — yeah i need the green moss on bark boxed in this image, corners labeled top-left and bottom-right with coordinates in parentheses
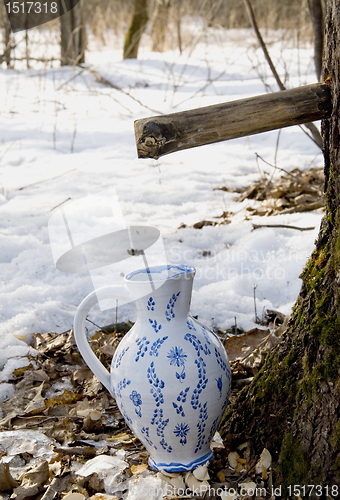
top-left (220, 229), bottom-right (340, 485)
top-left (330, 421), bottom-right (340, 449)
top-left (278, 433), bottom-right (322, 486)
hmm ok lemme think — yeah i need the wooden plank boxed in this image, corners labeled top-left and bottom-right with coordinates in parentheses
top-left (134, 83), bottom-right (331, 159)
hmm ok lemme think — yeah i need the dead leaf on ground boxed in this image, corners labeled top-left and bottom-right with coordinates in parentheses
top-left (0, 462), bottom-right (19, 491)
top-left (12, 459), bottom-right (49, 500)
top-left (226, 328), bottom-right (278, 377)
top-left (217, 167), bottom-right (325, 217)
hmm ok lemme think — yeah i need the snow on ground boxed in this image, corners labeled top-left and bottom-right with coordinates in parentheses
top-left (0, 26), bottom-right (324, 398)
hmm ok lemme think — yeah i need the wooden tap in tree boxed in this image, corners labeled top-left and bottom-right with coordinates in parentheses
top-left (134, 83), bottom-right (331, 159)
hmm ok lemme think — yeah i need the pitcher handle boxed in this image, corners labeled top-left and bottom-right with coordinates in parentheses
top-left (73, 285), bottom-right (132, 396)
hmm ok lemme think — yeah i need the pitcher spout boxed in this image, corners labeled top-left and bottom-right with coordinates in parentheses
top-left (125, 265), bottom-right (195, 323)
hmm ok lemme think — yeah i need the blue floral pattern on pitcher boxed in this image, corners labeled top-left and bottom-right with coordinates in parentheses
top-left (172, 386), bottom-right (190, 417)
top-left (114, 346), bottom-right (130, 369)
top-left (141, 427), bottom-right (155, 448)
top-left (216, 376), bottom-right (223, 398)
top-left (165, 292), bottom-right (181, 322)
top-left (129, 390), bottom-right (143, 417)
top-left (135, 337), bottom-right (150, 362)
top-left (167, 346), bottom-right (187, 367)
top-left (195, 402), bottom-right (208, 453)
top-left (205, 416), bottom-right (219, 445)
top-left (187, 318), bottom-right (196, 331)
top-left (149, 319), bottom-right (162, 333)
top-left (167, 346), bottom-right (187, 382)
top-left (147, 297), bottom-right (155, 311)
top-left (215, 347), bottom-right (227, 371)
top-left (150, 336), bottom-right (168, 356)
top-left (172, 402), bottom-right (185, 417)
top-left (174, 423), bottom-right (190, 445)
top-left (147, 361), bottom-right (165, 406)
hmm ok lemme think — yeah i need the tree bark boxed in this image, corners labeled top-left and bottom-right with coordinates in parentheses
top-left (123, 0), bottom-right (148, 59)
top-left (60, 0), bottom-right (85, 66)
top-left (219, 0), bottom-right (340, 488)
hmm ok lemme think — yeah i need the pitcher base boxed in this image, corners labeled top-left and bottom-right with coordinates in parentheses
top-left (148, 450), bottom-right (214, 472)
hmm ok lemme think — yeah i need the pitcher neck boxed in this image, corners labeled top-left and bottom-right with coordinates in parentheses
top-left (132, 272), bottom-right (194, 325)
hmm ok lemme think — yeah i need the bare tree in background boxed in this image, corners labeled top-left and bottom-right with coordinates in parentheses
top-left (173, 0), bottom-right (182, 53)
top-left (308, 0), bottom-right (325, 81)
top-left (4, 22), bottom-right (12, 68)
top-left (123, 0), bottom-right (148, 59)
top-left (151, 0), bottom-right (170, 52)
top-left (60, 0), bottom-right (86, 65)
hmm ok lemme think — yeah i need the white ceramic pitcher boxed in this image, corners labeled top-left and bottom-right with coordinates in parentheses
top-left (74, 264), bottom-right (231, 472)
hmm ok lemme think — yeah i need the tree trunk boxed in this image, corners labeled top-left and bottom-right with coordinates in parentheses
top-left (173, 0), bottom-right (182, 54)
top-left (60, 0), bottom-right (85, 66)
top-left (219, 0), bottom-right (340, 489)
top-left (123, 0), bottom-right (148, 59)
top-left (4, 22), bottom-right (11, 68)
top-left (308, 0), bottom-right (325, 81)
top-left (151, 0), bottom-right (170, 52)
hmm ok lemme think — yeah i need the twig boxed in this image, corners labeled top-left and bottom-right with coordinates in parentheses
top-left (237, 460), bottom-right (257, 483)
top-left (253, 284), bottom-right (260, 324)
top-left (85, 318), bottom-right (114, 334)
top-left (252, 223), bottom-right (315, 231)
top-left (17, 169), bottom-right (77, 191)
top-left (6, 57), bottom-right (60, 62)
top-left (243, 0), bottom-right (323, 149)
top-left (57, 328), bottom-right (72, 335)
top-left (171, 67), bottom-right (228, 109)
top-left (79, 65), bottom-right (163, 115)
top-left (244, 0), bottom-right (284, 91)
top-left (57, 68), bottom-right (86, 91)
top-left (0, 141), bottom-right (16, 162)
top-left (49, 197), bottom-right (71, 212)
top-left (16, 415), bottom-right (57, 421)
top-left (273, 129), bottom-right (281, 170)
top-left (86, 318), bottom-right (102, 329)
top-left (0, 36), bottom-right (26, 65)
top-left (71, 118), bottom-right (77, 153)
